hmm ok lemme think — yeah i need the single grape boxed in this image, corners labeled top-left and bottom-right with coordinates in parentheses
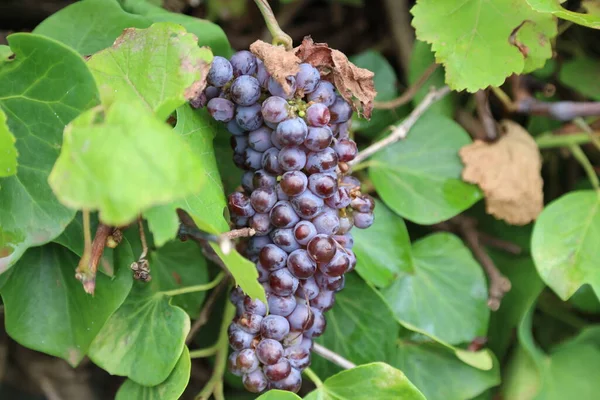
top-left (207, 56), bottom-right (233, 87)
top-left (230, 50), bottom-right (257, 77)
top-left (333, 120), bottom-right (350, 139)
top-left (261, 148), bottom-right (283, 175)
top-left (312, 210), bottom-right (340, 235)
top-left (231, 135), bottom-right (249, 153)
top-left (243, 148), bottom-right (264, 170)
top-left (315, 271), bottom-right (345, 291)
top-left (228, 192), bottom-right (255, 217)
top-left (334, 139), bottom-right (358, 162)
top-left (306, 234), bottom-right (336, 263)
top-left (269, 268), bottom-right (299, 297)
top-left (290, 191), bottom-right (324, 219)
top-left (299, 337), bottom-right (314, 352)
top-left (243, 297), bottom-right (267, 316)
top-left (261, 315), bottom-right (290, 341)
top-left (267, 293), bottom-right (297, 316)
top-left (270, 228), bottom-right (301, 253)
top-left (248, 126), bottom-right (273, 152)
top-left (278, 146), bottom-right (307, 171)
top-left (296, 276), bottom-right (320, 300)
top-left (354, 211), bottom-right (374, 229)
top-left (236, 103), bottom-right (263, 131)
top-left (230, 287), bottom-right (245, 304)
top-left (280, 171), bottom-right (308, 197)
top-left (304, 126), bottom-right (333, 151)
top-left (337, 216), bottom-right (353, 234)
top-left (271, 367), bottom-right (302, 393)
top-left (304, 308), bottom-right (326, 338)
top-left (305, 148), bottom-right (339, 174)
top-left (237, 312), bottom-right (263, 334)
top-left (275, 118), bottom-right (308, 146)
top-left (264, 358), bottom-right (292, 381)
top-left (284, 345), bottom-right (311, 370)
top-left (243, 369), bottom-right (268, 393)
top-left (250, 187), bottom-right (277, 213)
top-left (341, 175), bottom-right (361, 190)
top-left (262, 96), bottom-right (290, 124)
top-left (305, 103), bottom-right (331, 127)
top-left (286, 303), bottom-right (315, 331)
top-left (236, 348), bottom-right (260, 373)
top-left (204, 86), bottom-right (221, 102)
top-left (282, 330), bottom-right (304, 348)
top-left (319, 248), bottom-right (350, 277)
top-left (276, 184), bottom-right (289, 201)
top-left (270, 129), bottom-right (284, 149)
top-left (256, 261), bottom-right (269, 283)
top-left (333, 232), bottom-right (354, 249)
top-left (287, 249), bottom-right (317, 279)
top-left (228, 351), bottom-right (243, 376)
top-left (307, 81), bottom-right (336, 106)
top-left (242, 171), bottom-right (254, 193)
top-left (259, 244), bottom-right (288, 271)
top-left (207, 98), bottom-right (235, 122)
top-left (250, 213), bottom-right (272, 236)
top-left (329, 95), bottom-right (353, 123)
top-left (325, 187), bottom-right (351, 209)
top-left (226, 119), bottom-right (246, 135)
top-left (229, 327), bottom-right (256, 350)
top-left (232, 215), bottom-right (249, 228)
top-left (256, 339), bottom-right (284, 365)
top-left (270, 201), bottom-right (300, 229)
top-left (253, 169), bottom-right (277, 189)
top-left (308, 172), bottom-right (338, 198)
top-left (293, 220), bottom-right (318, 246)
top-left (311, 289), bottom-right (336, 311)
top-left (350, 194), bottom-right (375, 213)
top-left (347, 249), bottom-right (357, 272)
top-left (230, 75), bottom-right (261, 106)
top-left (268, 76), bottom-right (297, 99)
top-left (256, 59), bottom-right (270, 88)
top-left (296, 63), bottom-right (320, 94)
top-left (246, 235), bottom-right (272, 256)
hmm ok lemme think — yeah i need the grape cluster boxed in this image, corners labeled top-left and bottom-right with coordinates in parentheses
top-left (197, 50), bottom-right (374, 394)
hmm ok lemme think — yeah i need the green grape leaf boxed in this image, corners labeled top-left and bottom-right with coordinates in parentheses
top-left (48, 99), bottom-right (205, 226)
top-left (310, 274), bottom-right (399, 378)
top-left (408, 40), bottom-right (454, 118)
top-left (304, 362), bottom-right (426, 400)
top-left (350, 51), bottom-right (407, 138)
top-left (0, 33), bottom-right (99, 273)
top-left (394, 340), bottom-right (500, 400)
top-left (0, 108), bottom-right (17, 177)
top-left (0, 242), bottom-right (133, 366)
top-left (527, 0), bottom-right (600, 29)
top-left (148, 240), bottom-right (209, 316)
top-left (256, 390), bottom-right (302, 400)
top-left (88, 284), bottom-right (190, 386)
top-left (115, 346), bottom-right (190, 400)
top-left (531, 191), bottom-right (600, 300)
top-left (353, 200), bottom-right (412, 288)
top-left (369, 114), bottom-right (482, 225)
top-left (87, 22), bottom-right (213, 121)
top-left (559, 57), bottom-right (600, 101)
top-left (569, 284), bottom-right (600, 314)
top-left (411, 0), bottom-right (557, 91)
top-left (120, 0), bottom-right (232, 57)
top-left (33, 0), bottom-right (150, 55)
top-left (382, 232), bottom-right (489, 345)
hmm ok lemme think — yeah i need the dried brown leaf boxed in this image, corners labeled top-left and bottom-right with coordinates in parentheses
top-left (250, 40), bottom-right (301, 96)
top-left (295, 37), bottom-right (376, 118)
top-left (460, 120), bottom-right (543, 225)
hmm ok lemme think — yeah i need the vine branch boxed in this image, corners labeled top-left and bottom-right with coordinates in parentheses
top-left (475, 90), bottom-right (498, 141)
top-left (186, 276), bottom-right (229, 344)
top-left (75, 219), bottom-right (113, 295)
top-left (253, 0), bottom-right (293, 49)
top-left (160, 272), bottom-right (226, 297)
top-left (569, 144), bottom-right (600, 191)
top-left (373, 63), bottom-right (439, 110)
top-left (312, 343), bottom-right (356, 370)
top-left (349, 86), bottom-right (452, 167)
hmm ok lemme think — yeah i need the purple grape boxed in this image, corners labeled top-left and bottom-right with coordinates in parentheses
top-left (307, 234), bottom-right (336, 263)
top-left (282, 330), bottom-right (304, 348)
top-left (354, 211), bottom-right (374, 229)
top-left (305, 147), bottom-right (338, 174)
top-left (231, 75), bottom-right (261, 106)
top-left (267, 293), bottom-right (297, 316)
top-left (280, 171), bottom-right (308, 196)
top-left (261, 148), bottom-right (283, 175)
top-left (268, 76), bottom-right (297, 99)
top-left (284, 345), bottom-right (311, 370)
top-left (334, 139), bottom-right (358, 162)
top-left (207, 56), bottom-right (233, 87)
top-left (207, 98), bottom-right (235, 122)
top-left (319, 248), bottom-right (350, 277)
top-left (250, 213), bottom-right (272, 236)
top-left (236, 104), bottom-right (263, 131)
top-left (228, 192), bottom-right (255, 217)
top-left (269, 268), bottom-right (299, 296)
top-left (304, 308), bottom-right (326, 338)
top-left (264, 358), bottom-right (292, 381)
top-left (312, 210), bottom-right (340, 236)
top-left (333, 120), bottom-right (350, 139)
top-left (270, 228), bottom-right (301, 253)
top-left (276, 184), bottom-right (289, 201)
top-left (347, 250), bottom-right (357, 272)
top-left (305, 103), bottom-right (331, 127)
top-left (278, 146), bottom-right (307, 171)
top-left (290, 191), bottom-right (324, 219)
top-left (229, 327), bottom-right (255, 350)
top-left (325, 186), bottom-right (351, 209)
top-left (237, 312), bottom-right (263, 334)
top-left (329, 95), bottom-right (353, 123)
top-left (270, 129), bottom-right (284, 149)
top-left (261, 315), bottom-right (290, 341)
top-left (270, 201), bottom-right (300, 228)
top-left (275, 118), bottom-right (308, 146)
top-left (230, 287), bottom-right (244, 305)
top-left (243, 369), bottom-right (268, 393)
top-left (226, 119), bottom-right (245, 135)
top-left (231, 135), bottom-right (249, 153)
top-left (296, 276), bottom-right (319, 300)
top-left (256, 59), bottom-right (270, 87)
top-left (246, 235), bottom-right (272, 256)
top-left (230, 50), bottom-right (257, 77)
top-left (247, 127), bottom-right (273, 152)
top-left (287, 249), bottom-right (317, 279)
top-left (250, 187), bottom-right (277, 213)
top-left (296, 63), bottom-right (320, 94)
top-left (229, 351), bottom-right (243, 376)
top-left (311, 289), bottom-right (335, 311)
top-left (243, 297), bottom-right (267, 316)
top-left (333, 232), bottom-right (354, 249)
top-left (337, 216), bottom-right (354, 235)
top-left (236, 348), bottom-right (260, 373)
top-left (259, 244), bottom-right (288, 271)
top-left (243, 148), bottom-right (263, 170)
top-left (253, 169), bottom-right (277, 188)
top-left (256, 339), bottom-right (284, 365)
top-left (307, 81), bottom-right (336, 106)
top-left (341, 175), bottom-right (361, 190)
top-left (232, 215), bottom-right (249, 228)
top-left (286, 303), bottom-right (315, 331)
top-left (308, 172), bottom-right (338, 198)
top-left (350, 194), bottom-right (375, 213)
top-left (271, 367), bottom-right (302, 393)
top-left (314, 272), bottom-right (345, 292)
top-left (262, 96), bottom-right (290, 124)
top-left (304, 126), bottom-right (333, 151)
top-left (293, 220), bottom-right (318, 246)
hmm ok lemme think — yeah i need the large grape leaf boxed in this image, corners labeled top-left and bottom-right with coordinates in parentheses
top-left (304, 363), bottom-right (426, 400)
top-left (0, 108), bottom-right (17, 177)
top-left (256, 391), bottom-right (301, 400)
top-left (411, 0), bottom-right (557, 91)
top-left (558, 57), bottom-right (600, 101)
top-left (87, 22), bottom-right (213, 121)
top-left (33, 0), bottom-right (150, 55)
top-left (527, 0), bottom-right (600, 29)
top-left (0, 242), bottom-right (133, 366)
top-left (369, 114), bottom-right (482, 225)
top-left (48, 99), bottom-right (204, 226)
top-left (310, 274), bottom-right (399, 378)
top-left (531, 191), bottom-right (600, 300)
top-left (0, 34), bottom-right (99, 273)
top-left (382, 232), bottom-right (489, 345)
top-left (88, 283), bottom-right (190, 386)
top-left (353, 200), bottom-right (412, 288)
top-left (115, 346), bottom-right (190, 400)
top-left (394, 340), bottom-right (500, 400)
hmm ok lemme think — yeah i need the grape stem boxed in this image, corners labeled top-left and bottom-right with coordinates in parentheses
top-left (75, 219), bottom-right (113, 295)
top-left (475, 90), bottom-right (498, 141)
top-left (312, 343), bottom-right (357, 370)
top-left (186, 276), bottom-right (229, 344)
top-left (160, 272), bottom-right (226, 297)
top-left (372, 63), bottom-right (439, 110)
top-left (253, 0), bottom-right (293, 50)
top-left (569, 144), bottom-right (600, 191)
top-left (349, 86), bottom-right (452, 167)
top-left (303, 367), bottom-right (324, 388)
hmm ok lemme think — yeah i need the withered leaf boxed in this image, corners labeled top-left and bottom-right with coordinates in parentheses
top-left (295, 37), bottom-right (376, 119)
top-left (460, 120), bottom-right (543, 225)
top-left (250, 40), bottom-right (301, 96)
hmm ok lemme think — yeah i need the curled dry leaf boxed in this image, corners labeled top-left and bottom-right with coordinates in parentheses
top-left (460, 120), bottom-right (543, 225)
top-left (250, 40), bottom-right (301, 96)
